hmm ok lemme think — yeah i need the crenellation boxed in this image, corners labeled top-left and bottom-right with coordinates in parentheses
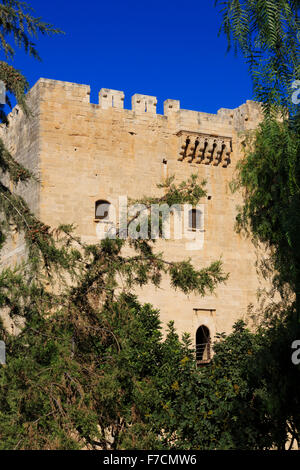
top-left (163, 99), bottom-right (180, 115)
top-left (132, 93), bottom-right (157, 114)
top-left (99, 88), bottom-right (125, 109)
top-left (19, 79), bottom-right (263, 136)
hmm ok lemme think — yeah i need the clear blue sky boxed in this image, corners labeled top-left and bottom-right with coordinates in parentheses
top-left (12, 0), bottom-right (253, 115)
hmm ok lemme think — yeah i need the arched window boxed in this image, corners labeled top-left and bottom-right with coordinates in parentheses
top-left (196, 325), bottom-right (211, 364)
top-left (95, 200), bottom-right (110, 221)
top-left (188, 208), bottom-right (202, 231)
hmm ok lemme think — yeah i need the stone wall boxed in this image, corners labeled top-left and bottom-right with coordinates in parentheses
top-left (0, 82), bottom-right (41, 268)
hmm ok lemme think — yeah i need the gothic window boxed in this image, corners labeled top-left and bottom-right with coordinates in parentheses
top-left (196, 325), bottom-right (211, 365)
top-left (95, 200), bottom-right (111, 221)
top-left (188, 208), bottom-right (202, 231)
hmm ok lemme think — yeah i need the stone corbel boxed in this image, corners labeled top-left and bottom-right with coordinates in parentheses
top-left (203, 138), bottom-right (215, 165)
top-left (177, 130), bottom-right (232, 167)
top-left (213, 140), bottom-right (224, 166)
top-left (195, 137), bottom-right (207, 164)
top-left (221, 141), bottom-right (231, 167)
top-left (187, 138), bottom-right (199, 162)
top-left (178, 135), bottom-right (191, 161)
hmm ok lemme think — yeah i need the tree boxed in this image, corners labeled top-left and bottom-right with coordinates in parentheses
top-left (209, 0), bottom-right (300, 450)
top-left (215, 0), bottom-right (300, 313)
top-left (0, 1), bottom-right (81, 287)
top-left (215, 0), bottom-right (300, 115)
top-left (0, 174), bottom-right (228, 449)
top-left (231, 115), bottom-right (300, 313)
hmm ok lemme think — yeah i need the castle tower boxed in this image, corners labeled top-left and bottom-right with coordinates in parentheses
top-left (0, 78), bottom-right (264, 356)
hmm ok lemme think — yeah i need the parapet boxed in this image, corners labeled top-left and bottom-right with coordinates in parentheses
top-left (10, 79), bottom-right (262, 132)
top-left (95, 87), bottom-right (261, 131)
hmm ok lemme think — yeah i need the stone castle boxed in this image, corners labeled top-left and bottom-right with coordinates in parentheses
top-left (0, 78), bottom-right (264, 361)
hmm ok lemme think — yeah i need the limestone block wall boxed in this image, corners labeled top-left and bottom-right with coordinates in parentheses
top-left (1, 77), bottom-right (265, 346)
top-left (0, 83), bottom-right (41, 267)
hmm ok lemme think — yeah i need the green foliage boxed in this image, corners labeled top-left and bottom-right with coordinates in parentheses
top-left (0, 1), bottom-right (71, 284)
top-left (2, 306), bottom-right (294, 450)
top-left (215, 0), bottom-right (300, 451)
top-left (215, 0), bottom-right (300, 115)
top-left (143, 318), bottom-right (300, 450)
top-left (231, 113), bottom-right (300, 296)
top-left (225, 110), bottom-right (300, 451)
top-left (0, 62), bottom-right (30, 118)
top-left (0, 163), bottom-right (228, 449)
top-left (1, 0), bottom-right (299, 452)
top-left (0, 0), bottom-right (63, 60)
top-left (0, 298), bottom-right (205, 449)
top-left (169, 260), bottom-right (227, 295)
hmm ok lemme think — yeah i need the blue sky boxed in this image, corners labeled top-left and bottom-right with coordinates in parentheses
top-left (11, 0), bottom-right (253, 115)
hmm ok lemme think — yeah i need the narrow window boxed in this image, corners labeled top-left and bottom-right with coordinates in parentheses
top-left (188, 208), bottom-right (202, 231)
top-left (196, 325), bottom-right (211, 364)
top-left (95, 200), bottom-right (110, 221)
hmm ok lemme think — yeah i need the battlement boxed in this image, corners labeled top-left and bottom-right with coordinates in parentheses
top-left (23, 78), bottom-right (261, 133)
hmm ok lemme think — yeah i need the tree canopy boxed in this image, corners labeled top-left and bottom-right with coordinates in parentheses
top-left (215, 0), bottom-right (300, 114)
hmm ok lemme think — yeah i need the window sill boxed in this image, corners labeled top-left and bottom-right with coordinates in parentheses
top-left (94, 219), bottom-right (113, 224)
